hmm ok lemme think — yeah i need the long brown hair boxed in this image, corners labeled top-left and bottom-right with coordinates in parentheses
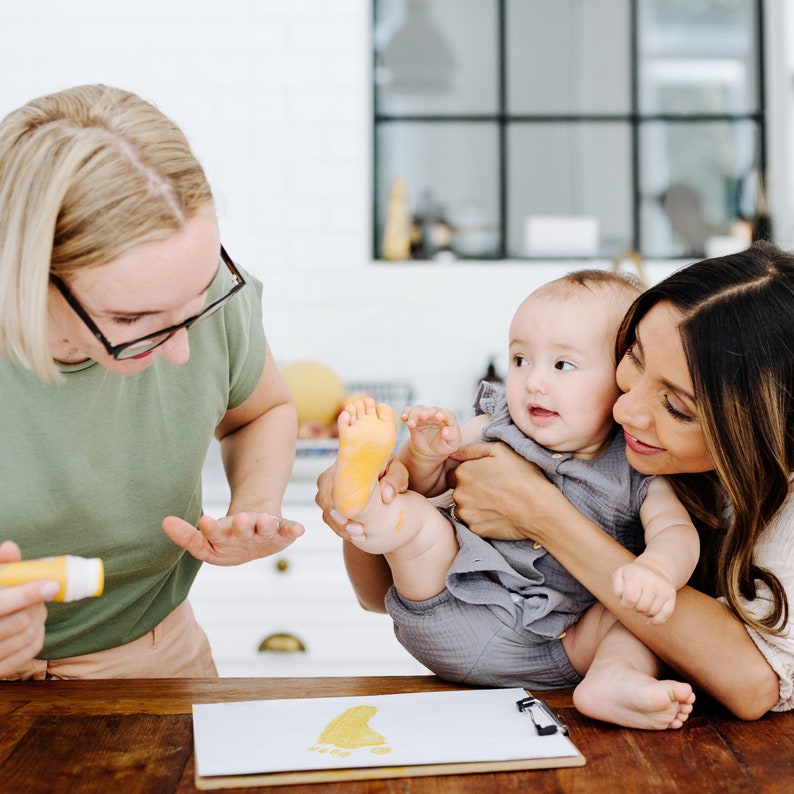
top-left (616, 241), bottom-right (794, 634)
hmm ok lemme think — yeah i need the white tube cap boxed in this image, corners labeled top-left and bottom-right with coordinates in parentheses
top-left (63, 556), bottom-right (105, 602)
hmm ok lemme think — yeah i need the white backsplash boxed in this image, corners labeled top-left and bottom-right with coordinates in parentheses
top-left (1, 0), bottom-right (768, 415)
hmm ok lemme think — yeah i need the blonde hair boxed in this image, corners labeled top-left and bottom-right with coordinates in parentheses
top-left (0, 84), bottom-right (213, 381)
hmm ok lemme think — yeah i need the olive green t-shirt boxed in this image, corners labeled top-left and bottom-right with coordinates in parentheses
top-left (0, 267), bottom-right (265, 658)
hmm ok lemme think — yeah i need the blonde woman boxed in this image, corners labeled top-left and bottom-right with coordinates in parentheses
top-left (0, 85), bottom-right (302, 679)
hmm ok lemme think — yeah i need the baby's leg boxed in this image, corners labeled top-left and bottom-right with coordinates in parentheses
top-left (571, 621), bottom-right (695, 730)
top-left (332, 399), bottom-right (458, 601)
top-left (383, 490), bottom-right (459, 600)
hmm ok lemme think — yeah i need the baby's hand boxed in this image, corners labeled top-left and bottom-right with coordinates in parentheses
top-left (401, 405), bottom-right (462, 459)
top-left (612, 560), bottom-right (677, 624)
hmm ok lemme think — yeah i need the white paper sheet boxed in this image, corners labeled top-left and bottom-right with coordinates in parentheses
top-left (193, 687), bottom-right (577, 778)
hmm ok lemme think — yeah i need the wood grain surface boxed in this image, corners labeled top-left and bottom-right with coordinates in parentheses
top-left (0, 676), bottom-right (792, 793)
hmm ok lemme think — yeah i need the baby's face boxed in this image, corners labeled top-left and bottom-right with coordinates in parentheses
top-left (505, 289), bottom-right (622, 459)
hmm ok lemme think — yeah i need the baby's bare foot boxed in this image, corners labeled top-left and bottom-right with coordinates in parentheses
top-left (573, 665), bottom-right (695, 730)
top-left (332, 398), bottom-right (396, 518)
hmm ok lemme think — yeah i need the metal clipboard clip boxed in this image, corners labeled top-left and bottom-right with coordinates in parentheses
top-left (516, 695), bottom-right (569, 736)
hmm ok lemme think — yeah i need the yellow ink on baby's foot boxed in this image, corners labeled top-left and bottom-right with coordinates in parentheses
top-left (333, 399), bottom-right (396, 518)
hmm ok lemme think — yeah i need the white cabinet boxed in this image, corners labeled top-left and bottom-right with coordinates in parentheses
top-left (190, 480), bottom-right (431, 678)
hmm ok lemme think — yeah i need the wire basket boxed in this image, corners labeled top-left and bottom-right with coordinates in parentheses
top-left (345, 381), bottom-right (415, 443)
top-left (344, 381), bottom-right (415, 413)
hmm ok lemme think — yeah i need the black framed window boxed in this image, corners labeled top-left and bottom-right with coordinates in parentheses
top-left (373, 0), bottom-right (767, 261)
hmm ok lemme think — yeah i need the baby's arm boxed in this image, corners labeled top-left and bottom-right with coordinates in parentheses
top-left (612, 476), bottom-right (700, 625)
top-left (398, 407), bottom-right (488, 498)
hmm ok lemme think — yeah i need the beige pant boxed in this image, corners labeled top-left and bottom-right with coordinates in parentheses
top-left (5, 600), bottom-right (218, 680)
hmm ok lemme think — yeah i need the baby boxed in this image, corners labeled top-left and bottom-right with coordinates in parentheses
top-left (331, 270), bottom-right (699, 730)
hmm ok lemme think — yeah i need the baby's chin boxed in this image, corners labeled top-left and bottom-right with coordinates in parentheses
top-left (522, 425), bottom-right (612, 461)
top-left (517, 423), bottom-right (577, 454)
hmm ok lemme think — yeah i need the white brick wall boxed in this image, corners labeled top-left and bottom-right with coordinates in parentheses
top-left (1, 0), bottom-right (788, 415)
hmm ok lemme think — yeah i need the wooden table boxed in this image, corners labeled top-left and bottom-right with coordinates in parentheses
top-left (1, 675), bottom-right (792, 793)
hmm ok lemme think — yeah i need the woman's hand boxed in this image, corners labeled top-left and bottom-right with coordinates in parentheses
top-left (162, 512), bottom-right (304, 565)
top-left (449, 441), bottom-right (569, 542)
top-left (0, 541), bottom-right (55, 676)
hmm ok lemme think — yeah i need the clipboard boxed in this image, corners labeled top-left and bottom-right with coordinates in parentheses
top-left (192, 687), bottom-right (585, 789)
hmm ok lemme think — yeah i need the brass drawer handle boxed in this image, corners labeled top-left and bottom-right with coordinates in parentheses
top-left (258, 632), bottom-right (307, 654)
top-left (275, 558), bottom-right (289, 573)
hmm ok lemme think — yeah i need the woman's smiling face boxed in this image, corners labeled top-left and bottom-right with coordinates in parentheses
top-left (613, 301), bottom-right (714, 476)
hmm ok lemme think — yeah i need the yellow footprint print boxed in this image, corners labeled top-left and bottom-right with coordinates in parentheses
top-left (309, 705), bottom-right (392, 758)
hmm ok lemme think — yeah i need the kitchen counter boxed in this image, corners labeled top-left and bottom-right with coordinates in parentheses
top-left (1, 676), bottom-right (792, 792)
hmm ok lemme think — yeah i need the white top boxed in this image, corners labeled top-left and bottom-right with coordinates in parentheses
top-left (728, 477), bottom-right (794, 712)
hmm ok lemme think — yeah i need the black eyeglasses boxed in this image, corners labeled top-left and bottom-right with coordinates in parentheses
top-left (50, 245), bottom-right (246, 360)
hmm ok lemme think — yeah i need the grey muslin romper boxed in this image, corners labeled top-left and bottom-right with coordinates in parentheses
top-left (385, 381), bottom-right (651, 689)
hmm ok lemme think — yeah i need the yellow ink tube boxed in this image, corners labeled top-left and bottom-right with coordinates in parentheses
top-left (0, 556), bottom-right (104, 602)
